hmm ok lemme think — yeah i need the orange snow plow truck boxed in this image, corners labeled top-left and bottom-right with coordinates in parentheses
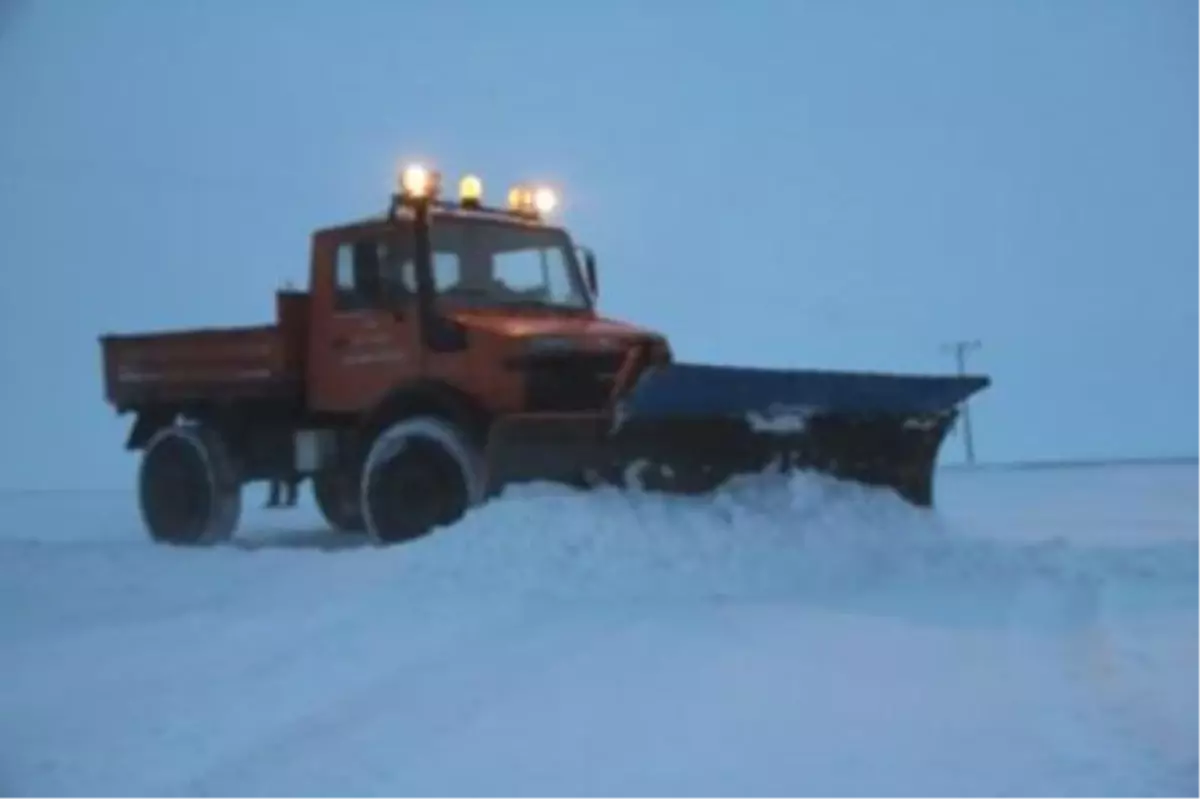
top-left (99, 165), bottom-right (990, 546)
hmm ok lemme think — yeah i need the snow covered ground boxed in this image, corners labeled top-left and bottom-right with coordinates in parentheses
top-left (1, 462), bottom-right (1195, 796)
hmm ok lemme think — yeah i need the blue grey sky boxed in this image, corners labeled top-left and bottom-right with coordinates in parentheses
top-left (0, 0), bottom-right (1195, 489)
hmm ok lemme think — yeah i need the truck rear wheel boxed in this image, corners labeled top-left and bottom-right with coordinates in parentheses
top-left (312, 470), bottom-right (365, 533)
top-left (138, 423), bottom-right (241, 545)
top-left (360, 416), bottom-right (484, 545)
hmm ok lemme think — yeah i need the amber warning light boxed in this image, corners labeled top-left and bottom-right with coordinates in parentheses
top-left (399, 164), bottom-right (441, 200)
top-left (507, 184), bottom-right (558, 217)
top-left (459, 174), bottom-right (483, 208)
top-left (396, 162), bottom-right (559, 219)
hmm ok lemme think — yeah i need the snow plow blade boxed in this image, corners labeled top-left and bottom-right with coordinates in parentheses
top-left (484, 363), bottom-right (990, 507)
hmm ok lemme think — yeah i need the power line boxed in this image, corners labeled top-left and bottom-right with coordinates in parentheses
top-left (941, 339), bottom-right (982, 465)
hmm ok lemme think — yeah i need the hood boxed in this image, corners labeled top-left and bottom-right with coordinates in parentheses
top-left (450, 310), bottom-right (660, 345)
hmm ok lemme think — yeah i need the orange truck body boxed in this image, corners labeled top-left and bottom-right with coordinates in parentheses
top-left (100, 203), bottom-right (669, 487)
top-left (101, 295), bottom-right (304, 409)
top-left (100, 287), bottom-right (665, 417)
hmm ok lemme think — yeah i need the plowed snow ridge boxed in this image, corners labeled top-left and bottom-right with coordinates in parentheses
top-left (410, 474), bottom-right (1197, 607)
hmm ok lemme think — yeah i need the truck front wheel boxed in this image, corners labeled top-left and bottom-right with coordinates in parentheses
top-left (360, 416), bottom-right (484, 545)
top-left (138, 423), bottom-right (241, 545)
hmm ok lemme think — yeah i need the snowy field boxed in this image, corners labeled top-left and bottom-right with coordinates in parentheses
top-left (1, 462), bottom-right (1196, 797)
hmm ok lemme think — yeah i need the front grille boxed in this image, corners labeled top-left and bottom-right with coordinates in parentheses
top-left (522, 351), bottom-right (626, 412)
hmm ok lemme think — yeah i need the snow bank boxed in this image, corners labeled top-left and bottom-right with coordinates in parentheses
top-left (0, 466), bottom-right (1195, 796)
top-left (4, 468), bottom-right (1194, 638)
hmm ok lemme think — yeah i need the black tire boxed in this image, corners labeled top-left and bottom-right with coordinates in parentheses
top-left (360, 416), bottom-right (484, 546)
top-left (138, 424), bottom-right (241, 545)
top-left (312, 470), bottom-right (365, 533)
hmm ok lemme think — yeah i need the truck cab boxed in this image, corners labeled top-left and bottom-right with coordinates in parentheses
top-left (306, 187), bottom-right (668, 419)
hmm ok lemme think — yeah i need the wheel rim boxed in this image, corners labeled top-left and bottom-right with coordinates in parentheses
top-left (141, 435), bottom-right (213, 543)
top-left (365, 437), bottom-right (469, 543)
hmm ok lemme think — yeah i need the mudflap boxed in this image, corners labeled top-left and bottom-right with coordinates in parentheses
top-left (483, 362), bottom-right (989, 507)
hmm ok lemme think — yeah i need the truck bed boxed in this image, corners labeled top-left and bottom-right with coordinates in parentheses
top-left (100, 292), bottom-right (308, 411)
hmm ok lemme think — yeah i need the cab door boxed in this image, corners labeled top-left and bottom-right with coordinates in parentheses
top-left (312, 228), bottom-right (423, 412)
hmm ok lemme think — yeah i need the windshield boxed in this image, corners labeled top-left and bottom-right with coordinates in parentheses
top-left (389, 217), bottom-right (591, 311)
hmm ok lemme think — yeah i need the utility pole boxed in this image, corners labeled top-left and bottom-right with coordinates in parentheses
top-left (941, 339), bottom-right (982, 465)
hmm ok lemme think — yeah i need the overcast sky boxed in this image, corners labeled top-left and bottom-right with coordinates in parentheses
top-left (0, 0), bottom-right (1194, 489)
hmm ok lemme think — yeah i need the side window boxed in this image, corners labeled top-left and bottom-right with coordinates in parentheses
top-left (334, 242), bottom-right (380, 311)
top-left (333, 234), bottom-right (416, 311)
top-left (429, 219), bottom-right (468, 293)
top-left (379, 238), bottom-right (415, 301)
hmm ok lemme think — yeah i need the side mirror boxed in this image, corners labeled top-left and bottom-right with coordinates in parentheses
top-left (579, 247), bottom-right (598, 298)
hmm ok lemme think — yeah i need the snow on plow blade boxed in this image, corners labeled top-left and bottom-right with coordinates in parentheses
top-left (484, 363), bottom-right (990, 507)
